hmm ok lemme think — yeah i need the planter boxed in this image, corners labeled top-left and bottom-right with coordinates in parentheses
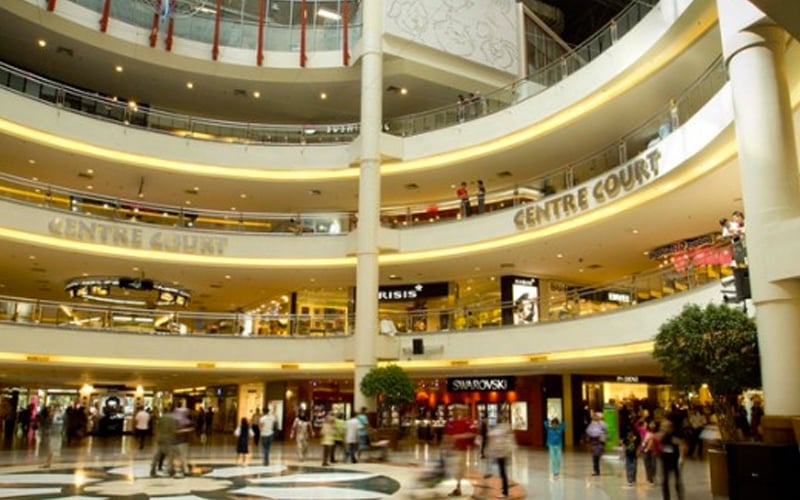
top-left (707, 446), bottom-right (728, 498)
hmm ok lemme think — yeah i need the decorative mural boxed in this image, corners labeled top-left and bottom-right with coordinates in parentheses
top-left (386, 0), bottom-right (520, 74)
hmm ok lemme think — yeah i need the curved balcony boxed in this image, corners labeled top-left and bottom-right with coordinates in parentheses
top-left (0, 0), bottom-right (661, 144)
top-left (0, 266), bottom-right (728, 376)
top-left (0, 257), bottom-right (733, 338)
top-left (0, 57), bottom-right (728, 234)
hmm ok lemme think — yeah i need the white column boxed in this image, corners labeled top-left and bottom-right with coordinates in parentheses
top-left (717, 0), bottom-right (800, 436)
top-left (353, 0), bottom-right (383, 412)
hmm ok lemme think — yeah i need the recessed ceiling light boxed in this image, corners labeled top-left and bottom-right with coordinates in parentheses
top-left (37, 39), bottom-right (47, 48)
top-left (28, 255), bottom-right (36, 260)
top-left (29, 159), bottom-right (36, 164)
top-left (224, 275), bottom-right (231, 280)
top-left (230, 207), bottom-right (237, 211)
top-left (185, 200), bottom-right (191, 205)
top-left (400, 87), bottom-right (408, 95)
top-left (310, 278), bottom-right (316, 282)
top-left (320, 92), bottom-right (327, 100)
top-left (240, 193), bottom-right (247, 199)
top-left (253, 91), bottom-right (261, 98)
top-left (642, 251), bottom-right (649, 256)
top-left (556, 253), bottom-right (563, 258)
top-left (632, 229), bottom-right (639, 234)
top-left (114, 65), bottom-right (123, 73)
top-left (86, 168), bottom-right (94, 175)
top-left (186, 82), bottom-right (194, 89)
top-left (132, 267), bottom-right (139, 271)
top-left (31, 176), bottom-right (38, 182)
top-left (86, 185), bottom-right (94, 190)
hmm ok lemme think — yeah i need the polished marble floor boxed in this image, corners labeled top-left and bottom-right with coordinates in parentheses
top-left (0, 433), bottom-right (718, 499)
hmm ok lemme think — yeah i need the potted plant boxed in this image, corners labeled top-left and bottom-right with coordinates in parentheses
top-left (653, 302), bottom-right (761, 497)
top-left (360, 364), bottom-right (416, 448)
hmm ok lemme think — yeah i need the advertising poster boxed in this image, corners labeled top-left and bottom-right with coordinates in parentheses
top-left (546, 398), bottom-right (563, 422)
top-left (511, 401), bottom-right (528, 431)
top-left (501, 276), bottom-right (539, 325)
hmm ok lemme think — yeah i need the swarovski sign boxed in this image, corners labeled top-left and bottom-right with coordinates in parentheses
top-left (447, 376), bottom-right (516, 392)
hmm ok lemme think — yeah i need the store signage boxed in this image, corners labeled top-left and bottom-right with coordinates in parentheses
top-left (514, 148), bottom-right (662, 230)
top-left (47, 217), bottom-right (228, 255)
top-left (607, 291), bottom-right (632, 303)
top-left (447, 376), bottom-right (515, 392)
top-left (378, 282), bottom-right (449, 301)
top-left (616, 376), bottom-right (640, 383)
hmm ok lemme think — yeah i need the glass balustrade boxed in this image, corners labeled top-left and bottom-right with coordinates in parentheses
top-left (0, 247), bottom-right (737, 338)
top-left (0, 57), bottom-right (726, 232)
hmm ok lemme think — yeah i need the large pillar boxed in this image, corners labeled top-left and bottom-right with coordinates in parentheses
top-left (717, 0), bottom-right (800, 443)
top-left (353, 0), bottom-right (383, 412)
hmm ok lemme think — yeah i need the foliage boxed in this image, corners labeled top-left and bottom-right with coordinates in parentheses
top-left (653, 303), bottom-right (761, 440)
top-left (360, 364), bottom-right (415, 407)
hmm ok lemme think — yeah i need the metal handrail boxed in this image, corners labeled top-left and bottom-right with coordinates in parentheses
top-left (0, 57), bottom-right (727, 232)
top-left (0, 242), bottom-right (735, 338)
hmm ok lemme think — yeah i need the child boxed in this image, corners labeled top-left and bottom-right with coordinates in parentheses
top-left (623, 427), bottom-right (641, 486)
top-left (544, 418), bottom-right (567, 478)
top-left (641, 421), bottom-right (659, 485)
top-left (234, 417), bottom-right (254, 466)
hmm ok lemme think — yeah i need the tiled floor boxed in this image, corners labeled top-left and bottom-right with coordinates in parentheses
top-left (0, 434), bottom-right (717, 499)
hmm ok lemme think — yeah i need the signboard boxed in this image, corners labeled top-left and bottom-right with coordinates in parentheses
top-left (447, 376), bottom-right (515, 392)
top-left (500, 276), bottom-right (539, 325)
top-left (377, 282), bottom-right (449, 301)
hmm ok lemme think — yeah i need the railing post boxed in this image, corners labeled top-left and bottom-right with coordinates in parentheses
top-left (618, 140), bottom-right (628, 164)
top-left (565, 166), bottom-right (575, 189)
top-left (300, 0), bottom-right (307, 67)
top-left (257, 0), bottom-right (266, 66)
top-left (100, 0), bottom-right (111, 33)
top-left (342, 0), bottom-right (349, 66)
top-left (560, 58), bottom-right (568, 80)
top-left (610, 19), bottom-right (618, 44)
top-left (166, 17), bottom-right (175, 51)
top-left (212, 0), bottom-right (222, 61)
top-left (149, 0), bottom-right (160, 48)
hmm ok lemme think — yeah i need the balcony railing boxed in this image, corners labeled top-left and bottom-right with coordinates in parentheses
top-left (0, 57), bottom-right (726, 233)
top-left (0, 249), bottom-right (736, 338)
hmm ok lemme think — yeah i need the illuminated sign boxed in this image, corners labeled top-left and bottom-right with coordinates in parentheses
top-left (514, 148), bottom-right (662, 230)
top-left (447, 376), bottom-right (515, 392)
top-left (48, 217), bottom-right (228, 255)
top-left (378, 282), bottom-right (449, 301)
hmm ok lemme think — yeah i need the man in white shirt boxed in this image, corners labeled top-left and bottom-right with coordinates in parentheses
top-left (258, 408), bottom-right (277, 466)
top-left (134, 407), bottom-right (151, 450)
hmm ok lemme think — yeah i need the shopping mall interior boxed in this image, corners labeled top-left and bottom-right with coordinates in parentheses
top-left (0, 0), bottom-right (798, 498)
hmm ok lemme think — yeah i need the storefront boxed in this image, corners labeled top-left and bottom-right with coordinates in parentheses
top-left (569, 374), bottom-right (671, 447)
top-left (412, 375), bottom-right (563, 447)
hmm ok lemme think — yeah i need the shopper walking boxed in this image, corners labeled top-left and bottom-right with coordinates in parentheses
top-left (585, 412), bottom-right (608, 476)
top-left (234, 417), bottom-right (253, 466)
top-left (258, 408), bottom-right (276, 466)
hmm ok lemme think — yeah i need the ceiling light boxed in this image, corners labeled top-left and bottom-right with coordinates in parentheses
top-left (240, 193), bottom-right (247, 199)
top-left (184, 200), bottom-right (191, 205)
top-left (28, 255), bottom-right (36, 260)
top-left (114, 65), bottom-right (123, 73)
top-left (224, 275), bottom-right (231, 280)
top-left (556, 253), bottom-right (563, 258)
top-left (316, 8), bottom-right (341, 20)
top-left (28, 159), bottom-right (36, 164)
top-left (86, 185), bottom-right (93, 190)
top-left (253, 91), bottom-right (261, 98)
top-left (186, 82), bottom-right (194, 89)
top-left (632, 229), bottom-right (639, 234)
top-left (31, 176), bottom-right (38, 181)
top-left (320, 92), bottom-right (327, 100)
top-left (37, 39), bottom-right (47, 48)
top-left (400, 87), bottom-right (408, 95)
top-left (230, 207), bottom-right (237, 211)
